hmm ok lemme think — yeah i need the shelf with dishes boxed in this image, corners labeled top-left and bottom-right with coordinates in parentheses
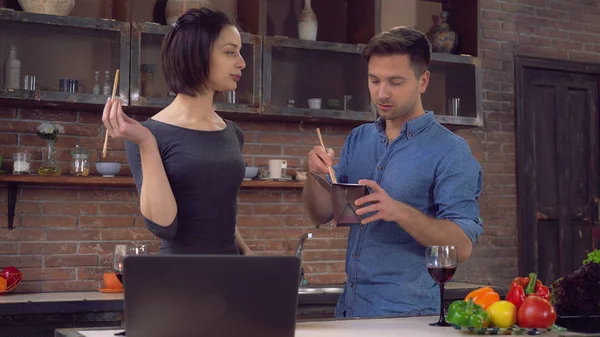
top-left (0, 6), bottom-right (481, 126)
top-left (0, 174), bottom-right (305, 230)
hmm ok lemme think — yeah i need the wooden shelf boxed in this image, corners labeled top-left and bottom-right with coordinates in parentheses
top-left (0, 175), bottom-right (305, 230)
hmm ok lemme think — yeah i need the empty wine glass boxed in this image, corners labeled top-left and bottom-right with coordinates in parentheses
top-left (114, 244), bottom-right (149, 286)
top-left (426, 245), bottom-right (458, 327)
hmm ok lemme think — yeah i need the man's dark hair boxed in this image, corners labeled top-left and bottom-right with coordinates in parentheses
top-left (362, 26), bottom-right (432, 76)
top-left (161, 8), bottom-right (235, 97)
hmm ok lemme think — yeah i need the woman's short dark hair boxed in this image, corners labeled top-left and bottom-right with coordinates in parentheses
top-left (362, 26), bottom-right (432, 76)
top-left (161, 8), bottom-right (235, 96)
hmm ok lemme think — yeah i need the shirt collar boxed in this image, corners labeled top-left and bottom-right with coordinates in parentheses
top-left (374, 111), bottom-right (435, 139)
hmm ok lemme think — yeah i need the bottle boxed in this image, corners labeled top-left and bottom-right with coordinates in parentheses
top-left (103, 70), bottom-right (111, 95)
top-left (3, 46), bottom-right (21, 90)
top-left (93, 71), bottom-right (101, 95)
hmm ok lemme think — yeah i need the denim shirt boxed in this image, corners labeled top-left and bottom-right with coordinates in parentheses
top-left (332, 112), bottom-right (483, 318)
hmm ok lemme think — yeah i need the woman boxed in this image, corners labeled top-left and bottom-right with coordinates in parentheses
top-left (101, 8), bottom-right (252, 256)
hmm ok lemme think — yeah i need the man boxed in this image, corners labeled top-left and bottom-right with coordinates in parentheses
top-left (302, 26), bottom-right (483, 318)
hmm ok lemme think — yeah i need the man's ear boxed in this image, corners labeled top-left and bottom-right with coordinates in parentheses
top-left (419, 70), bottom-right (430, 94)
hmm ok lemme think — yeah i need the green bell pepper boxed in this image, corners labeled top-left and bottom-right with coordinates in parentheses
top-left (446, 298), bottom-right (490, 328)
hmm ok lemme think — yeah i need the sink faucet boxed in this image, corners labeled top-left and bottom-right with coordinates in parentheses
top-left (296, 232), bottom-right (312, 286)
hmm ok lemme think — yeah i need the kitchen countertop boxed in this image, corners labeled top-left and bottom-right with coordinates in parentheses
top-left (0, 282), bottom-right (507, 316)
top-left (54, 315), bottom-right (599, 337)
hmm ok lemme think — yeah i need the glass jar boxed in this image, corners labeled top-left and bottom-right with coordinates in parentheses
top-left (140, 64), bottom-right (155, 97)
top-left (13, 152), bottom-right (31, 175)
top-left (70, 145), bottom-right (89, 176)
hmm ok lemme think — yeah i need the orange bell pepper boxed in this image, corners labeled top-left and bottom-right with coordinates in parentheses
top-left (464, 287), bottom-right (500, 310)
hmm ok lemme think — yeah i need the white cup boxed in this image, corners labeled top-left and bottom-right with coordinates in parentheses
top-left (308, 98), bottom-right (321, 109)
top-left (268, 159), bottom-right (287, 179)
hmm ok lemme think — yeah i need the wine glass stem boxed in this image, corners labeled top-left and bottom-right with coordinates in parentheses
top-left (438, 283), bottom-right (446, 323)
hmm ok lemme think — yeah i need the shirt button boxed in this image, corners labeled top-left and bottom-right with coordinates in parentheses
top-left (378, 166), bottom-right (382, 171)
top-left (352, 253), bottom-right (358, 258)
top-left (360, 225), bottom-right (365, 230)
top-left (381, 139), bottom-right (385, 144)
top-left (350, 283), bottom-right (355, 288)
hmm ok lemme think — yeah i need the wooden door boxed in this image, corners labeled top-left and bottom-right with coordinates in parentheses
top-left (516, 56), bottom-right (600, 285)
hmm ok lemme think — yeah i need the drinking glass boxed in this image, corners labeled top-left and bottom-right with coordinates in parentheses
top-left (426, 245), bottom-right (458, 327)
top-left (114, 244), bottom-right (149, 285)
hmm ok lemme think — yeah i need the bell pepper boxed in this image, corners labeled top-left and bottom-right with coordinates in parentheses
top-left (446, 298), bottom-right (490, 328)
top-left (464, 287), bottom-right (500, 310)
top-left (505, 272), bottom-right (550, 309)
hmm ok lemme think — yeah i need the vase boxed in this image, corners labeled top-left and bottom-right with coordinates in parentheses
top-left (38, 140), bottom-right (61, 176)
top-left (3, 45), bottom-right (20, 90)
top-left (165, 0), bottom-right (213, 26)
top-left (430, 11), bottom-right (458, 54)
top-left (18, 0), bottom-right (76, 16)
top-left (298, 0), bottom-right (317, 41)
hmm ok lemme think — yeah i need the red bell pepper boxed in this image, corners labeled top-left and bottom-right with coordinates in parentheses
top-left (505, 272), bottom-right (550, 309)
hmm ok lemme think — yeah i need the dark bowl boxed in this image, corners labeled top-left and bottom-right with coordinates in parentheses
top-left (556, 315), bottom-right (600, 333)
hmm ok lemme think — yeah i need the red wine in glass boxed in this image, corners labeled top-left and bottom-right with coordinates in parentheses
top-left (115, 272), bottom-right (123, 285)
top-left (425, 245), bottom-right (458, 327)
top-left (427, 266), bottom-right (456, 284)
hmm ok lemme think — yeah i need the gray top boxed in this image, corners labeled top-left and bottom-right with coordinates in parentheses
top-left (125, 118), bottom-right (245, 255)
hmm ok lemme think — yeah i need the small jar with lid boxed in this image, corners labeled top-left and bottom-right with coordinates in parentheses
top-left (70, 145), bottom-right (90, 176)
top-left (140, 64), bottom-right (155, 97)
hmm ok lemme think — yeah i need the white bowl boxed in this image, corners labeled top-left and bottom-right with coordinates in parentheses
top-left (245, 167), bottom-right (258, 180)
top-left (96, 162), bottom-right (121, 177)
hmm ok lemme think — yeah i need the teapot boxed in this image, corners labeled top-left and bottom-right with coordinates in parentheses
top-left (309, 171), bottom-right (370, 226)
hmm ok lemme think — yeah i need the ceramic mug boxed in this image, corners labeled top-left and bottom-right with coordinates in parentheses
top-left (268, 159), bottom-right (287, 179)
top-left (308, 98), bottom-right (321, 109)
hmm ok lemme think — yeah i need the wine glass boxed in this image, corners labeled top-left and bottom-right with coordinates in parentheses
top-left (426, 245), bottom-right (458, 327)
top-left (114, 244), bottom-right (149, 285)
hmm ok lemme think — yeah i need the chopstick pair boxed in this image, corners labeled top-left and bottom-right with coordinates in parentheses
top-left (316, 128), bottom-right (337, 184)
top-left (102, 69), bottom-right (120, 159)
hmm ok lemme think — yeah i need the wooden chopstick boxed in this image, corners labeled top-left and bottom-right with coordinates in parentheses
top-left (102, 69), bottom-right (120, 159)
top-left (316, 128), bottom-right (337, 184)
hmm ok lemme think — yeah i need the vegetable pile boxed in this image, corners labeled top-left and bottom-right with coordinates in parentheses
top-left (447, 273), bottom-right (557, 330)
top-left (550, 249), bottom-right (600, 316)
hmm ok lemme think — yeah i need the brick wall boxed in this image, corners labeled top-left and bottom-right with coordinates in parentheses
top-left (0, 107), bottom-right (353, 292)
top-left (452, 0), bottom-right (600, 285)
top-left (4, 0), bottom-right (596, 292)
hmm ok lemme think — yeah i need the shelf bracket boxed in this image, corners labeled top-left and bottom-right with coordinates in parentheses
top-left (7, 183), bottom-right (17, 230)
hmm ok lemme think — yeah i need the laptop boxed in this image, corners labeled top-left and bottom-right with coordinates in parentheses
top-left (123, 254), bottom-right (301, 337)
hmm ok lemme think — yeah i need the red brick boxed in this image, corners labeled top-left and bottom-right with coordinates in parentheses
top-left (237, 215), bottom-right (283, 227)
top-left (21, 268), bottom-right (75, 281)
top-left (97, 203), bottom-right (139, 214)
top-left (584, 24), bottom-right (600, 34)
top-left (78, 190), bottom-right (137, 202)
top-left (79, 136), bottom-right (126, 151)
top-left (569, 51), bottom-right (600, 62)
top-left (238, 191), bottom-right (282, 203)
top-left (255, 133), bottom-right (301, 144)
top-left (0, 243), bottom-right (18, 255)
top-left (550, 0), bottom-right (582, 11)
top-left (19, 109), bottom-right (77, 122)
top-left (246, 240), bottom-right (286, 251)
top-left (0, 229), bottom-right (44, 242)
top-left (77, 267), bottom-right (109, 280)
top-left (253, 228), bottom-right (308, 240)
top-left (45, 229), bottom-right (101, 241)
top-left (504, 0), bottom-right (548, 6)
top-left (41, 203), bottom-right (98, 215)
top-left (570, 13), bottom-right (600, 26)
top-left (20, 215), bottom-right (77, 228)
top-left (304, 262), bottom-right (327, 273)
top-left (0, 255), bottom-right (43, 268)
top-left (518, 35), bottom-right (552, 47)
top-left (79, 242), bottom-right (124, 255)
top-left (306, 273), bottom-right (347, 284)
top-left (45, 255), bottom-right (98, 267)
top-left (242, 144), bottom-right (282, 155)
top-left (554, 39), bottom-right (584, 51)
top-left (13, 282), bottom-right (43, 293)
top-left (570, 32), bottom-right (600, 43)
top-left (285, 216), bottom-right (315, 227)
top-left (21, 189), bottom-right (79, 201)
top-left (0, 133), bottom-right (18, 145)
top-left (236, 120), bottom-right (284, 132)
top-left (537, 7), bottom-right (569, 19)
top-left (20, 243), bottom-right (78, 255)
top-left (254, 204), bottom-right (303, 215)
top-left (481, 21), bottom-right (501, 31)
top-left (62, 123), bottom-right (101, 137)
top-left (100, 228), bottom-right (154, 241)
top-left (78, 112), bottom-right (103, 124)
top-left (80, 216), bottom-right (135, 228)
top-left (0, 107), bottom-right (17, 119)
top-left (0, 120), bottom-right (40, 133)
top-left (43, 281), bottom-right (98, 292)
